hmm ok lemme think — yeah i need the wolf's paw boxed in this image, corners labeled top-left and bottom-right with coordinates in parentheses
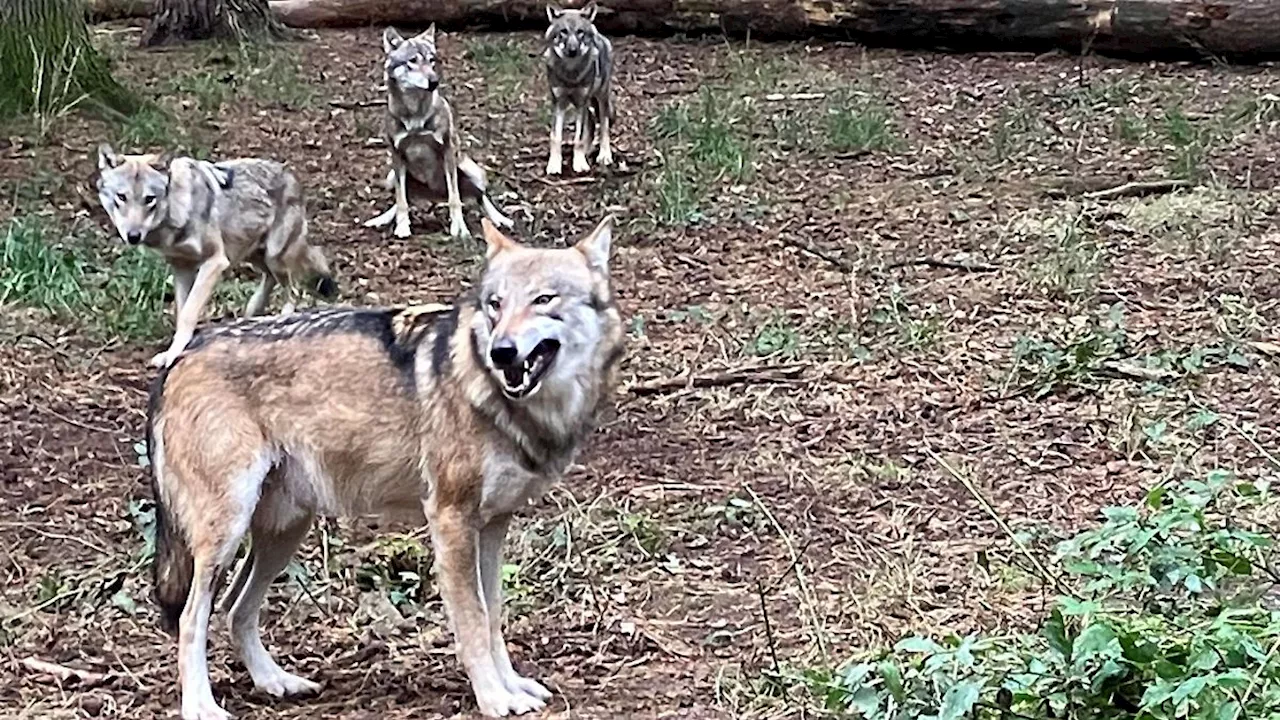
top-left (597, 146), bottom-right (614, 167)
top-left (363, 206), bottom-right (396, 228)
top-left (571, 154), bottom-right (590, 174)
top-left (475, 687), bottom-right (547, 717)
top-left (546, 154), bottom-right (563, 176)
top-left (253, 668), bottom-right (322, 699)
top-left (393, 220), bottom-right (412, 239)
top-left (181, 696), bottom-right (232, 720)
top-left (504, 673), bottom-right (552, 702)
top-left (449, 214), bottom-right (470, 240)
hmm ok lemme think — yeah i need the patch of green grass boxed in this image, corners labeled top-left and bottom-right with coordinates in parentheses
top-left (170, 69), bottom-right (233, 114)
top-left (0, 217), bottom-right (170, 341)
top-left (990, 95), bottom-right (1042, 162)
top-left (465, 37), bottom-right (531, 83)
top-left (1160, 107), bottom-right (1210, 181)
top-left (826, 89), bottom-right (898, 154)
top-left (650, 87), bottom-right (757, 225)
top-left (1022, 209), bottom-right (1102, 301)
top-left (1114, 110), bottom-right (1147, 143)
top-left (869, 285), bottom-right (942, 353)
top-left (1124, 186), bottom-right (1270, 262)
top-left (116, 104), bottom-right (183, 149)
top-left (752, 315), bottom-right (800, 357)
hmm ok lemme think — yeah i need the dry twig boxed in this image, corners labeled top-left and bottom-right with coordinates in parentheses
top-left (1083, 179), bottom-right (1189, 200)
top-left (886, 257), bottom-right (1000, 273)
top-left (626, 363), bottom-right (807, 396)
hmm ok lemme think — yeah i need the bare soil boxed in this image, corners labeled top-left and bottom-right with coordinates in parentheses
top-left (2, 23), bottom-right (1279, 720)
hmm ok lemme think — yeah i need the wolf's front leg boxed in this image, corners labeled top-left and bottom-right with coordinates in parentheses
top-left (571, 104), bottom-right (591, 174)
top-left (392, 161), bottom-right (412, 239)
top-left (443, 142), bottom-right (470, 240)
top-left (546, 105), bottom-right (565, 176)
top-left (597, 97), bottom-right (614, 167)
top-left (152, 248), bottom-right (228, 368)
top-left (431, 508), bottom-right (540, 717)
top-left (479, 515), bottom-right (551, 705)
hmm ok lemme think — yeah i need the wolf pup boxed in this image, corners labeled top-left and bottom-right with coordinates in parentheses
top-left (147, 215), bottom-right (623, 719)
top-left (543, 2), bottom-right (614, 175)
top-left (96, 145), bottom-right (337, 368)
top-left (364, 25), bottom-right (513, 240)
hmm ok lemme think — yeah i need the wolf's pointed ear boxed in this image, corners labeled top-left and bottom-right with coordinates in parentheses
top-left (547, 3), bottom-right (564, 21)
top-left (147, 150), bottom-right (172, 171)
top-left (383, 27), bottom-right (404, 52)
top-left (582, 1), bottom-right (598, 22)
top-left (574, 214), bottom-right (613, 274)
top-left (97, 143), bottom-right (121, 171)
top-left (482, 219), bottom-right (519, 260)
top-left (423, 23), bottom-right (436, 44)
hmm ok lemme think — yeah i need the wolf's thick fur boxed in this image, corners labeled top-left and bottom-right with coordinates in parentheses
top-left (544, 2), bottom-right (615, 175)
top-left (364, 25), bottom-right (514, 240)
top-left (95, 145), bottom-right (338, 368)
top-left (148, 217), bottom-right (623, 720)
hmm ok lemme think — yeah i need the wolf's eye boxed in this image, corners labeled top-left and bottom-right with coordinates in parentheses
top-left (533, 294), bottom-right (557, 306)
top-left (115, 192), bottom-right (127, 204)
top-left (487, 296), bottom-right (501, 312)
top-left (143, 194), bottom-right (156, 206)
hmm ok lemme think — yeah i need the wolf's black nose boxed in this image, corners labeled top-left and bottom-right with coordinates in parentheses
top-left (126, 231), bottom-right (143, 245)
top-left (490, 339), bottom-right (518, 368)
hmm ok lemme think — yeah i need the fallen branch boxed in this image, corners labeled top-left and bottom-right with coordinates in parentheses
top-left (21, 658), bottom-right (112, 688)
top-left (1098, 360), bottom-right (1179, 383)
top-left (885, 257), bottom-right (1000, 273)
top-left (780, 236), bottom-right (852, 273)
top-left (1083, 179), bottom-right (1190, 200)
top-left (626, 363), bottom-right (806, 396)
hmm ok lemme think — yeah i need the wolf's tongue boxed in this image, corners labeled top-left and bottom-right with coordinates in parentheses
top-left (503, 366), bottom-right (524, 387)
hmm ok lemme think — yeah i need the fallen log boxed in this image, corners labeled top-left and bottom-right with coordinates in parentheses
top-left (87, 0), bottom-right (1280, 62)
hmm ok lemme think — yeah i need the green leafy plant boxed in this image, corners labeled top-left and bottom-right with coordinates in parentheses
top-left (791, 473), bottom-right (1280, 719)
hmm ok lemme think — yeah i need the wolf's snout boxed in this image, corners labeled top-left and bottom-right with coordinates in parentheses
top-left (126, 231), bottom-right (143, 245)
top-left (427, 78), bottom-right (439, 91)
top-left (490, 338), bottom-right (519, 368)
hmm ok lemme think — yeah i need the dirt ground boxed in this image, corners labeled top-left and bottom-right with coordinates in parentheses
top-left (3, 21), bottom-right (1280, 720)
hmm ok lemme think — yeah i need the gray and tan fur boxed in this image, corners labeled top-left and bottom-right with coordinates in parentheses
top-left (96, 145), bottom-right (337, 368)
top-left (543, 2), bottom-right (615, 175)
top-left (147, 216), bottom-right (623, 719)
top-left (364, 25), bottom-right (514, 240)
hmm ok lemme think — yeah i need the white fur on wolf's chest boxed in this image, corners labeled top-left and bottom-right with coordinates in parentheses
top-left (479, 453), bottom-right (557, 519)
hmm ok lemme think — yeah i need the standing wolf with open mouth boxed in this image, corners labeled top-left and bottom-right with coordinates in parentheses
top-left (147, 216), bottom-right (624, 719)
top-left (544, 2), bottom-right (615, 175)
top-left (364, 25), bottom-right (514, 240)
top-left (95, 145), bottom-right (337, 368)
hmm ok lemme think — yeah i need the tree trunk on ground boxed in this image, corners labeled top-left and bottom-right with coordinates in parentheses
top-left (0, 0), bottom-right (138, 119)
top-left (142, 0), bottom-right (293, 46)
top-left (92, 0), bottom-right (1280, 62)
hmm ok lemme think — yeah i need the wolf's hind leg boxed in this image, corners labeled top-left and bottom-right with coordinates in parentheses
top-left (228, 488), bottom-right (318, 700)
top-left (176, 452), bottom-right (273, 720)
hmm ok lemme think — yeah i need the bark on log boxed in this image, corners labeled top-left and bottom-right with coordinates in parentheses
top-left (88, 0), bottom-right (1280, 62)
top-left (141, 0), bottom-right (293, 46)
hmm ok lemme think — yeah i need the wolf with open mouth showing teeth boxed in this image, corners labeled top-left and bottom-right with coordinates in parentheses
top-left (145, 216), bottom-right (624, 719)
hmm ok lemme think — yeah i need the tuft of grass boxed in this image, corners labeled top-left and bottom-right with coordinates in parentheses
top-left (1160, 107), bottom-right (1210, 181)
top-left (0, 217), bottom-right (170, 341)
top-left (650, 87), bottom-right (757, 225)
top-left (1015, 206), bottom-right (1102, 301)
top-left (116, 104), bottom-right (183, 149)
top-left (826, 89), bottom-right (898, 154)
top-left (465, 37), bottom-right (531, 81)
top-left (990, 95), bottom-right (1042, 162)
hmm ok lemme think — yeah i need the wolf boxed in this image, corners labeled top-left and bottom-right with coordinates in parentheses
top-left (364, 25), bottom-right (514, 240)
top-left (543, 2), bottom-right (615, 175)
top-left (95, 145), bottom-right (338, 368)
top-left (145, 215), bottom-right (624, 720)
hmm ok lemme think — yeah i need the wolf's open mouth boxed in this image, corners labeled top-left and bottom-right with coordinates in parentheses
top-left (499, 339), bottom-right (560, 399)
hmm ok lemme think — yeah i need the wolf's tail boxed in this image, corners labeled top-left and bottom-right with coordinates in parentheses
top-left (147, 371), bottom-right (193, 635)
